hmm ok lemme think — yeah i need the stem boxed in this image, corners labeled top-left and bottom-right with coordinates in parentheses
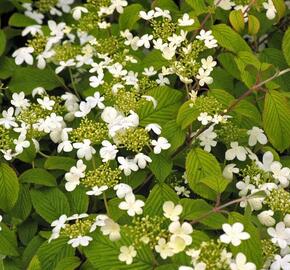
top-left (190, 197), bottom-right (245, 224)
top-left (48, 65), bottom-right (70, 92)
top-left (69, 68), bottom-right (80, 99)
top-left (38, 151), bottom-right (49, 158)
top-left (103, 192), bottom-right (110, 216)
top-left (172, 67), bottom-right (290, 158)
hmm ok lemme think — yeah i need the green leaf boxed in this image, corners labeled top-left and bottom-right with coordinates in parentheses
top-left (200, 175), bottom-right (230, 193)
top-left (263, 90), bottom-right (290, 152)
top-left (138, 86), bottom-right (183, 126)
top-left (180, 198), bottom-right (226, 229)
top-left (272, 0), bottom-right (286, 21)
top-left (141, 50), bottom-right (169, 70)
top-left (9, 13), bottom-right (37, 27)
top-left (144, 183), bottom-right (178, 216)
top-left (119, 4), bottom-right (143, 30)
top-left (36, 237), bottom-right (74, 270)
top-left (211, 24), bottom-right (251, 53)
top-left (22, 236), bottom-right (45, 268)
top-left (0, 30), bottom-right (6, 57)
top-left (248, 15), bottom-right (260, 36)
top-left (18, 219), bottom-right (38, 245)
top-left (228, 212), bottom-right (263, 268)
top-left (44, 156), bottom-right (76, 171)
top-left (9, 67), bottom-right (64, 94)
top-left (84, 231), bottom-right (154, 270)
top-left (0, 224), bottom-right (19, 256)
top-left (186, 148), bottom-right (222, 200)
top-left (0, 57), bottom-right (17, 79)
top-left (185, 0), bottom-right (208, 15)
top-left (176, 100), bottom-right (200, 129)
top-left (0, 163), bottom-right (19, 212)
top-left (66, 186), bottom-right (89, 213)
top-left (161, 120), bottom-right (186, 152)
top-left (55, 257), bottom-right (81, 270)
top-left (20, 168), bottom-right (57, 187)
top-left (9, 184), bottom-right (32, 220)
top-left (30, 188), bottom-right (70, 223)
top-left (282, 27), bottom-right (290, 66)
top-left (229, 10), bottom-right (245, 32)
top-left (148, 153), bottom-right (173, 182)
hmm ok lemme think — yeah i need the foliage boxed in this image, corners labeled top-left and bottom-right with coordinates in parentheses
top-left (0, 0), bottom-right (290, 269)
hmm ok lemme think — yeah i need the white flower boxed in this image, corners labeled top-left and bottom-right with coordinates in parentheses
top-left (65, 160), bottom-right (86, 191)
top-left (163, 201), bottom-right (183, 221)
top-left (11, 92), bottom-right (30, 110)
top-left (169, 221), bottom-right (193, 246)
top-left (178, 13), bottom-right (194, 26)
top-left (151, 137), bottom-right (171, 154)
top-left (247, 127), bottom-right (267, 146)
top-left (270, 162), bottom-right (290, 187)
top-left (196, 30), bottom-right (218, 48)
top-left (162, 44), bottom-right (176, 60)
top-left (119, 193), bottom-right (144, 216)
top-left (99, 140), bottom-right (118, 162)
top-left (118, 245), bottom-right (137, 265)
top-left (86, 185), bottom-right (108, 196)
top-left (142, 95), bottom-right (158, 108)
top-left (263, 0), bottom-right (277, 20)
top-left (86, 91), bottom-right (105, 109)
top-left (12, 47), bottom-right (34, 65)
top-left (230, 253), bottom-right (256, 270)
top-left (198, 126), bottom-right (217, 152)
top-left (155, 238), bottom-right (174, 259)
top-left (156, 74), bottom-right (170, 85)
top-left (72, 6), bottom-right (88, 20)
top-left (73, 139), bottom-right (96, 160)
top-left (236, 176), bottom-right (255, 197)
top-left (49, 214), bottom-right (67, 241)
top-left (215, 0), bottom-right (235, 10)
top-left (284, 214), bottom-right (290, 227)
top-left (0, 107), bottom-right (18, 129)
top-left (37, 96), bottom-right (55, 110)
top-left (223, 163), bottom-right (239, 180)
top-left (74, 101), bottom-right (91, 118)
top-left (134, 153), bottom-right (152, 169)
top-left (110, 0), bottom-right (128, 13)
top-left (267, 222), bottom-right (290, 249)
top-left (114, 183), bottom-right (132, 198)
top-left (48, 20), bottom-right (66, 37)
top-left (220, 223), bottom-right (250, 246)
top-left (201, 56), bottom-right (217, 72)
top-left (145, 123), bottom-right (161, 135)
top-left (89, 73), bottom-right (104, 88)
top-left (257, 210), bottom-right (276, 227)
top-left (67, 235), bottom-right (93, 248)
top-left (57, 140), bottom-right (73, 153)
top-left (22, 25), bottom-right (42, 36)
top-left (13, 135), bottom-right (30, 154)
top-left (225, 142), bottom-right (247, 161)
top-left (100, 218), bottom-right (121, 241)
top-left (142, 66), bottom-right (157, 76)
top-left (139, 10), bottom-right (155, 20)
top-left (256, 151), bottom-right (274, 172)
top-left (117, 156), bottom-right (138, 176)
top-left (175, 186), bottom-right (190, 198)
top-left (154, 7), bottom-right (171, 19)
top-left (197, 112), bottom-right (212, 125)
top-left (196, 68), bottom-right (213, 86)
top-left (270, 254), bottom-right (290, 270)
top-left (55, 59), bottom-right (75, 74)
top-left (32, 87), bottom-right (46, 97)
top-left (137, 34), bottom-right (153, 48)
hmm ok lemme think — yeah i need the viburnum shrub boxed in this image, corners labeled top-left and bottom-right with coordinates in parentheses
top-left (0, 0), bottom-right (290, 269)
